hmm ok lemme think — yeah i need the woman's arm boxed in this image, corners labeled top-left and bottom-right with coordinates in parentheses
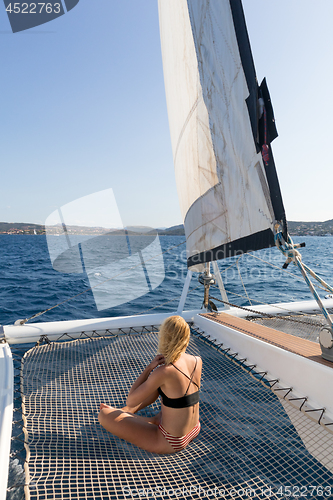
top-left (126, 355), bottom-right (165, 407)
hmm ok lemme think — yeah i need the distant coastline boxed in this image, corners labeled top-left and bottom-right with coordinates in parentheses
top-left (0, 220), bottom-right (333, 236)
top-left (0, 222), bottom-right (187, 236)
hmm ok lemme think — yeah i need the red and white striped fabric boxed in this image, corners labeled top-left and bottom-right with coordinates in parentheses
top-left (158, 422), bottom-right (201, 452)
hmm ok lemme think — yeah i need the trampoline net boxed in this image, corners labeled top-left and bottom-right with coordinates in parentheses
top-left (250, 314), bottom-right (325, 343)
top-left (21, 330), bottom-right (333, 500)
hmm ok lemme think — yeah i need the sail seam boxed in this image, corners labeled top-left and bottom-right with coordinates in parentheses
top-left (173, 96), bottom-right (201, 166)
top-left (185, 206), bottom-right (228, 241)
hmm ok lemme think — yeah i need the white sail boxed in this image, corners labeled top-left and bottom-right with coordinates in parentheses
top-left (158, 0), bottom-right (284, 269)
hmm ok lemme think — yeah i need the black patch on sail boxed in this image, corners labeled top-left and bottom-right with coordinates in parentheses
top-left (259, 78), bottom-right (278, 143)
top-left (229, 0), bottom-right (258, 146)
top-left (260, 141), bottom-right (287, 238)
top-left (230, 1), bottom-right (287, 239)
top-left (187, 229), bottom-right (275, 268)
top-left (258, 79), bottom-right (287, 237)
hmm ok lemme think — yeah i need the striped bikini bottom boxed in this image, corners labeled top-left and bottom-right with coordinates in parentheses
top-left (158, 421), bottom-right (201, 452)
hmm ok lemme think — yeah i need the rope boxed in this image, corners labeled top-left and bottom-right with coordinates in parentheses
top-left (218, 251), bottom-right (331, 295)
top-left (236, 258), bottom-right (252, 306)
top-left (216, 251), bottom-right (333, 320)
top-left (223, 251), bottom-right (329, 293)
top-left (215, 286), bottom-right (327, 323)
top-left (18, 240), bottom-right (186, 325)
top-left (246, 253), bottom-right (316, 284)
top-left (208, 294), bottom-right (326, 327)
top-left (275, 230), bottom-right (333, 333)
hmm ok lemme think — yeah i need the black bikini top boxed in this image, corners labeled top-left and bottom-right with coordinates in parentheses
top-left (158, 356), bottom-right (200, 409)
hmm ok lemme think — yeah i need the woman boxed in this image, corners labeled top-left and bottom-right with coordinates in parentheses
top-left (98, 315), bottom-right (202, 454)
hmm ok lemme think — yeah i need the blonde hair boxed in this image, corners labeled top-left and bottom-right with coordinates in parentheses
top-left (158, 316), bottom-right (190, 365)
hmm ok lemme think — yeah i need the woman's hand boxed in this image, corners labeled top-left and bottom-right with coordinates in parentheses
top-left (148, 354), bottom-right (165, 371)
top-left (126, 355), bottom-right (165, 407)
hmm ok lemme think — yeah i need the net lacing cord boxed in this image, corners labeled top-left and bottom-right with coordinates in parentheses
top-left (190, 326), bottom-right (333, 429)
top-left (8, 326), bottom-right (162, 494)
top-left (6, 345), bottom-right (31, 494)
top-left (16, 239), bottom-right (186, 325)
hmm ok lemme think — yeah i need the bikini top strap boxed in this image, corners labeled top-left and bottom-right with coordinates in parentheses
top-left (184, 356), bottom-right (198, 395)
top-left (170, 356), bottom-right (199, 395)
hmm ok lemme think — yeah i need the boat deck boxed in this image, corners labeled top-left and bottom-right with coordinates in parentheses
top-left (200, 312), bottom-right (333, 369)
top-left (18, 330), bottom-right (333, 499)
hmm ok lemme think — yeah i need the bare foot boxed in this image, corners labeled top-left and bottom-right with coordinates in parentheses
top-left (100, 403), bottom-right (112, 411)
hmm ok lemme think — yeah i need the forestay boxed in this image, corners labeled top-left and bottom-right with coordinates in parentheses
top-left (158, 0), bottom-right (286, 269)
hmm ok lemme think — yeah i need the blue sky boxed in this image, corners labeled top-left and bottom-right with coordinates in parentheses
top-left (1, 0), bottom-right (333, 228)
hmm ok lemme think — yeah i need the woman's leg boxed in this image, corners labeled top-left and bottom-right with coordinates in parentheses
top-left (101, 389), bottom-right (160, 424)
top-left (121, 389), bottom-right (160, 415)
top-left (100, 403), bottom-right (161, 425)
top-left (98, 406), bottom-right (174, 454)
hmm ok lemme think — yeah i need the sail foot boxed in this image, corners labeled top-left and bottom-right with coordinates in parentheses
top-left (188, 228), bottom-right (275, 268)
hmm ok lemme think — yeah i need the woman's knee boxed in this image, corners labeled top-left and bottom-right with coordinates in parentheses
top-left (98, 409), bottom-right (106, 426)
top-left (98, 410), bottom-right (104, 425)
top-left (98, 406), bottom-right (117, 427)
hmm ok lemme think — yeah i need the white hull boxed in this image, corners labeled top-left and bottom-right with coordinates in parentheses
top-left (0, 344), bottom-right (13, 500)
top-left (195, 313), bottom-right (333, 422)
top-left (4, 298), bottom-right (333, 344)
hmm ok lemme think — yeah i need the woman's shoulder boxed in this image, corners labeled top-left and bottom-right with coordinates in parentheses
top-left (188, 354), bottom-right (202, 375)
top-left (153, 363), bottom-right (173, 375)
top-left (177, 353), bottom-right (202, 372)
top-left (184, 353), bottom-right (202, 364)
top-left (193, 354), bottom-right (202, 370)
top-left (152, 362), bottom-right (177, 387)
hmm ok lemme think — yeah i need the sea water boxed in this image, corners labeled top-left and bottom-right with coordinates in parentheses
top-left (1, 234), bottom-right (333, 326)
top-left (2, 234), bottom-right (333, 499)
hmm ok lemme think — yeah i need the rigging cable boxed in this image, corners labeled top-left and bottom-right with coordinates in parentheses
top-left (209, 250), bottom-right (333, 324)
top-left (207, 292), bottom-right (327, 328)
top-left (15, 238), bottom-right (333, 325)
top-left (236, 258), bottom-right (253, 306)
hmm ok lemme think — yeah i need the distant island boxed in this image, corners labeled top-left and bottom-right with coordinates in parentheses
top-left (0, 222), bottom-right (187, 236)
top-left (0, 220), bottom-right (333, 236)
top-left (287, 220), bottom-right (333, 236)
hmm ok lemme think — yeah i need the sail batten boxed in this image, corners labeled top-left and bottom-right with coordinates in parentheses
top-left (158, 0), bottom-right (286, 268)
